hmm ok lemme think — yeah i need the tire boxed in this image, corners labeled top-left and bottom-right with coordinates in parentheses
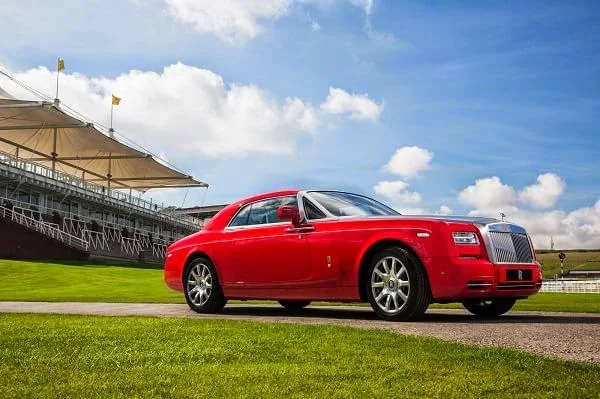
top-left (278, 300), bottom-right (311, 311)
top-left (183, 257), bottom-right (227, 313)
top-left (462, 298), bottom-right (516, 317)
top-left (366, 246), bottom-right (431, 321)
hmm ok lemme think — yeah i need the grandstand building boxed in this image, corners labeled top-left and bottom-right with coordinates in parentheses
top-left (0, 84), bottom-right (207, 263)
top-left (166, 204), bottom-right (228, 226)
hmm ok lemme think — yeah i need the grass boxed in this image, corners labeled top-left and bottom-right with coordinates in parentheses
top-left (0, 259), bottom-right (181, 303)
top-left (1, 259), bottom-right (598, 313)
top-left (431, 293), bottom-right (600, 313)
top-left (536, 250), bottom-right (600, 278)
top-left (0, 314), bottom-right (598, 399)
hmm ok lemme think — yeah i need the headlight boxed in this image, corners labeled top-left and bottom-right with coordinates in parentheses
top-left (453, 232), bottom-right (479, 245)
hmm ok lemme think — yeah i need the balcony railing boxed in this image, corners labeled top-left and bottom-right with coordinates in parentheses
top-left (0, 205), bottom-right (89, 250)
top-left (3, 199), bottom-right (184, 244)
top-left (0, 150), bottom-right (203, 230)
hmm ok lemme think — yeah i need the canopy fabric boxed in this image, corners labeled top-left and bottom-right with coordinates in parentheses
top-left (0, 98), bottom-right (207, 191)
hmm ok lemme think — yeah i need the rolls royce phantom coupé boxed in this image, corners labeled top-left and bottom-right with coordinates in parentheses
top-left (164, 190), bottom-right (542, 321)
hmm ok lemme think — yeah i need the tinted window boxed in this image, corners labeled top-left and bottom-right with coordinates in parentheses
top-left (309, 191), bottom-right (399, 217)
top-left (229, 196), bottom-right (298, 227)
top-left (303, 198), bottom-right (325, 220)
top-left (229, 204), bottom-right (251, 227)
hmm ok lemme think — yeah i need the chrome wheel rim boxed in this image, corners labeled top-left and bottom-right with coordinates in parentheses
top-left (371, 256), bottom-right (410, 314)
top-left (187, 263), bottom-right (212, 306)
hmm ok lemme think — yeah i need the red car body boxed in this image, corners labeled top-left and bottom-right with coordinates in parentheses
top-left (165, 189), bottom-right (542, 318)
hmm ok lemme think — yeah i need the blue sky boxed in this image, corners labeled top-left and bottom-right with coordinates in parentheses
top-left (1, 0), bottom-right (599, 247)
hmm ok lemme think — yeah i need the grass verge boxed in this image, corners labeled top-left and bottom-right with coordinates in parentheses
top-left (0, 313), bottom-right (598, 398)
top-left (536, 250), bottom-right (600, 277)
top-left (0, 259), bottom-right (181, 303)
top-left (1, 259), bottom-right (598, 313)
top-left (430, 292), bottom-right (600, 313)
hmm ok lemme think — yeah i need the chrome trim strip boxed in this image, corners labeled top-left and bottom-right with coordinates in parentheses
top-left (224, 222), bottom-right (289, 231)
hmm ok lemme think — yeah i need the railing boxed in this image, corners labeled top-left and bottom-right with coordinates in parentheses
top-left (63, 217), bottom-right (86, 237)
top-left (0, 150), bottom-right (203, 230)
top-left (134, 231), bottom-right (151, 248)
top-left (0, 195), bottom-right (186, 243)
top-left (152, 242), bottom-right (167, 258)
top-left (0, 205), bottom-right (88, 250)
top-left (541, 280), bottom-right (600, 293)
top-left (103, 225), bottom-right (122, 243)
top-left (121, 237), bottom-right (141, 256)
top-left (82, 229), bottom-right (110, 251)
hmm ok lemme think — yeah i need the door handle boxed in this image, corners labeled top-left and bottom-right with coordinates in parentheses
top-left (285, 226), bottom-right (315, 233)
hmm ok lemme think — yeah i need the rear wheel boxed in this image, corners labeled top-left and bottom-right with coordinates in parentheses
top-left (462, 298), bottom-right (516, 317)
top-left (366, 247), bottom-right (430, 321)
top-left (278, 300), bottom-right (311, 312)
top-left (184, 257), bottom-right (227, 313)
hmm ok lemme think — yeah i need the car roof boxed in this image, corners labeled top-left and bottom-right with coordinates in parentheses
top-left (230, 189), bottom-right (300, 207)
top-left (202, 189), bottom-right (300, 230)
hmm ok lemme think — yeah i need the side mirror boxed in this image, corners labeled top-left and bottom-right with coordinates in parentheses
top-left (277, 205), bottom-right (301, 227)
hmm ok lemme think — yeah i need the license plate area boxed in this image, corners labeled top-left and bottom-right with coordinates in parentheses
top-left (506, 269), bottom-right (532, 281)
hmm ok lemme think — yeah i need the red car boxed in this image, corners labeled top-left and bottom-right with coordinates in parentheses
top-left (164, 190), bottom-right (542, 321)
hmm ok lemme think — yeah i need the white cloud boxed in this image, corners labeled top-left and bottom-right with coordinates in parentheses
top-left (458, 176), bottom-right (517, 212)
top-left (283, 97), bottom-right (320, 132)
top-left (2, 63), bottom-right (318, 158)
top-left (349, 0), bottom-right (373, 15)
top-left (165, 0), bottom-right (290, 43)
top-left (384, 146), bottom-right (433, 179)
top-left (164, 0), bottom-right (375, 43)
top-left (519, 173), bottom-right (565, 209)
top-left (438, 205), bottom-right (453, 215)
top-left (320, 87), bottom-right (383, 121)
top-left (374, 180), bottom-right (422, 205)
top-left (459, 174), bottom-right (600, 249)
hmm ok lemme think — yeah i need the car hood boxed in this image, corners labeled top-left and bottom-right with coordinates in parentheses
top-left (368, 214), bottom-right (500, 226)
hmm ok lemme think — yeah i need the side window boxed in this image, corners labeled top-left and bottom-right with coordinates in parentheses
top-left (229, 196), bottom-right (298, 227)
top-left (303, 198), bottom-right (326, 220)
top-left (229, 204), bottom-right (251, 227)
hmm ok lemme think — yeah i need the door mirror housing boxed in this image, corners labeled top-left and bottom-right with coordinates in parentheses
top-left (277, 205), bottom-right (301, 227)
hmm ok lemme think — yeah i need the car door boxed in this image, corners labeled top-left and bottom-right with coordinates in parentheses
top-left (300, 197), bottom-right (344, 284)
top-left (226, 196), bottom-right (311, 286)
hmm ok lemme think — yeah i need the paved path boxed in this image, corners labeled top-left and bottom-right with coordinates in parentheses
top-left (1, 301), bottom-right (599, 364)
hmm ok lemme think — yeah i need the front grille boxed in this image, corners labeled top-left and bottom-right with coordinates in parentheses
top-left (489, 231), bottom-right (534, 264)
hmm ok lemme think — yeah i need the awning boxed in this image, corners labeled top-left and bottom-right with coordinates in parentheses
top-left (0, 98), bottom-right (207, 191)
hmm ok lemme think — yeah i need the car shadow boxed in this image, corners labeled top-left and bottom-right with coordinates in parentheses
top-left (219, 305), bottom-right (600, 325)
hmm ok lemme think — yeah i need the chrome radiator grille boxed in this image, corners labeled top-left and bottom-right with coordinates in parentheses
top-left (489, 232), bottom-right (534, 264)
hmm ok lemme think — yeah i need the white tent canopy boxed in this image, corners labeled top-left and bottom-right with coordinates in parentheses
top-left (0, 98), bottom-right (207, 191)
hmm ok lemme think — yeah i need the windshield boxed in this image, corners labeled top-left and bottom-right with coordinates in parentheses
top-left (309, 191), bottom-right (399, 217)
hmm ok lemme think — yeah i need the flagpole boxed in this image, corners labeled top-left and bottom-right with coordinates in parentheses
top-left (55, 59), bottom-right (60, 101)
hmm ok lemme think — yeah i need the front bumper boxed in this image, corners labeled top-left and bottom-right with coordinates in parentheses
top-left (428, 256), bottom-right (542, 301)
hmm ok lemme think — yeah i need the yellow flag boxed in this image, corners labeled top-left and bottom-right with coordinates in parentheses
top-left (111, 95), bottom-right (121, 105)
top-left (57, 58), bottom-right (65, 72)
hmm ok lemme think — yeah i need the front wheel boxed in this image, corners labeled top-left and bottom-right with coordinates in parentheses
top-left (366, 247), bottom-right (430, 321)
top-left (462, 298), bottom-right (516, 317)
top-left (278, 300), bottom-right (311, 312)
top-left (184, 257), bottom-right (227, 313)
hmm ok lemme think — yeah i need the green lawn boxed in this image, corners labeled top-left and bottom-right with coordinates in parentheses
top-left (1, 259), bottom-right (598, 313)
top-left (0, 314), bottom-right (598, 399)
top-left (0, 259), bottom-right (182, 303)
top-left (536, 250), bottom-right (600, 278)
